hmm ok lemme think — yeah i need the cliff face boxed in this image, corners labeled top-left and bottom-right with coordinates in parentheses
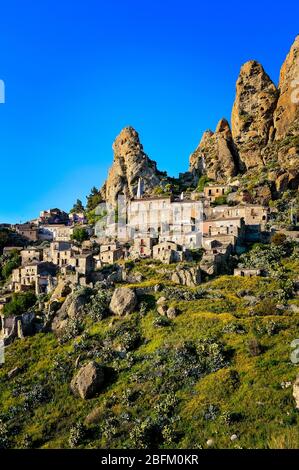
top-left (100, 127), bottom-right (163, 205)
top-left (189, 118), bottom-right (241, 183)
top-left (274, 35), bottom-right (299, 140)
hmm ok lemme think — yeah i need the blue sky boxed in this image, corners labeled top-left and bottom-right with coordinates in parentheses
top-left (0, 0), bottom-right (298, 223)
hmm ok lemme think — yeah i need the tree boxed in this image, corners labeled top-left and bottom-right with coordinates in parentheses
top-left (70, 199), bottom-right (85, 214)
top-left (71, 227), bottom-right (90, 244)
top-left (3, 291), bottom-right (37, 317)
top-left (0, 229), bottom-right (9, 252)
top-left (1, 250), bottom-right (21, 280)
top-left (86, 187), bottom-right (103, 212)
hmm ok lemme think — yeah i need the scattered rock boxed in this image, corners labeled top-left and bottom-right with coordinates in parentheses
top-left (157, 304), bottom-right (168, 316)
top-left (281, 381), bottom-right (292, 389)
top-left (52, 290), bottom-right (89, 333)
top-left (157, 297), bottom-right (167, 305)
top-left (166, 307), bottom-right (179, 319)
top-left (70, 361), bottom-right (105, 399)
top-left (206, 438), bottom-right (215, 447)
top-left (171, 265), bottom-right (201, 287)
top-left (7, 366), bottom-right (22, 379)
top-left (109, 287), bottom-right (137, 316)
top-left (51, 280), bottom-right (73, 300)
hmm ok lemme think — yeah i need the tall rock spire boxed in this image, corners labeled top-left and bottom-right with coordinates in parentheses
top-left (231, 60), bottom-right (279, 169)
top-left (189, 118), bottom-right (240, 183)
top-left (273, 35), bottom-right (299, 140)
top-left (100, 127), bottom-right (163, 205)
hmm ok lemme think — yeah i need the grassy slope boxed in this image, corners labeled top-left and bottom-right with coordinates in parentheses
top-left (0, 260), bottom-right (299, 449)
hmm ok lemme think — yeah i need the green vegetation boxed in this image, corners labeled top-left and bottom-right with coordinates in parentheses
top-left (71, 227), bottom-right (90, 244)
top-left (70, 199), bottom-right (85, 214)
top-left (212, 195), bottom-right (227, 206)
top-left (196, 175), bottom-right (212, 192)
top-left (0, 250), bottom-right (21, 281)
top-left (3, 291), bottom-right (37, 317)
top-left (0, 242), bottom-right (298, 449)
top-left (0, 229), bottom-right (9, 252)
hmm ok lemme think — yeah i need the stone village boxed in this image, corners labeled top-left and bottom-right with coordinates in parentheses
top-left (0, 177), bottom-right (278, 343)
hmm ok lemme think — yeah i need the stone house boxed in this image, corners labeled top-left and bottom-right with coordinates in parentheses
top-left (128, 196), bottom-right (173, 238)
top-left (234, 268), bottom-right (263, 277)
top-left (44, 241), bottom-right (73, 267)
top-left (21, 247), bottom-right (43, 265)
top-left (69, 253), bottom-right (94, 276)
top-left (203, 185), bottom-right (228, 202)
top-left (152, 241), bottom-right (190, 264)
top-left (208, 204), bottom-right (269, 229)
top-left (200, 243), bottom-right (233, 276)
top-left (0, 312), bottom-right (36, 345)
top-left (129, 236), bottom-right (158, 259)
top-left (3, 247), bottom-right (23, 256)
top-left (39, 225), bottom-right (74, 242)
top-left (11, 262), bottom-right (57, 294)
top-left (202, 234), bottom-right (237, 251)
top-left (203, 217), bottom-right (245, 238)
top-left (15, 224), bottom-right (39, 242)
top-left (39, 208), bottom-right (69, 225)
top-left (69, 212), bottom-right (87, 225)
top-left (128, 195), bottom-right (202, 249)
top-left (100, 244), bottom-right (124, 264)
top-left (0, 297), bottom-right (9, 313)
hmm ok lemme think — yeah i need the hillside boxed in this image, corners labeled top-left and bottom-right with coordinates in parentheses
top-left (0, 239), bottom-right (299, 449)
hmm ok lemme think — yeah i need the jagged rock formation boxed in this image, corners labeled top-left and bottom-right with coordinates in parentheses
top-left (274, 35), bottom-right (299, 140)
top-left (98, 37), bottom-right (298, 202)
top-left (189, 118), bottom-right (241, 182)
top-left (100, 127), bottom-right (164, 205)
top-left (231, 60), bottom-right (279, 169)
top-left (171, 265), bottom-right (201, 287)
top-left (188, 35), bottom-right (299, 195)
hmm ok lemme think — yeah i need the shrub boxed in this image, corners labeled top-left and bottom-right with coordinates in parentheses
top-left (0, 420), bottom-right (9, 449)
top-left (212, 195), bottom-right (227, 206)
top-left (153, 316), bottom-right (171, 328)
top-left (59, 318), bottom-right (83, 343)
top-left (71, 227), bottom-right (90, 244)
top-left (89, 290), bottom-right (112, 321)
top-left (69, 422), bottom-right (86, 448)
top-left (271, 232), bottom-right (287, 246)
top-left (197, 175), bottom-right (211, 192)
